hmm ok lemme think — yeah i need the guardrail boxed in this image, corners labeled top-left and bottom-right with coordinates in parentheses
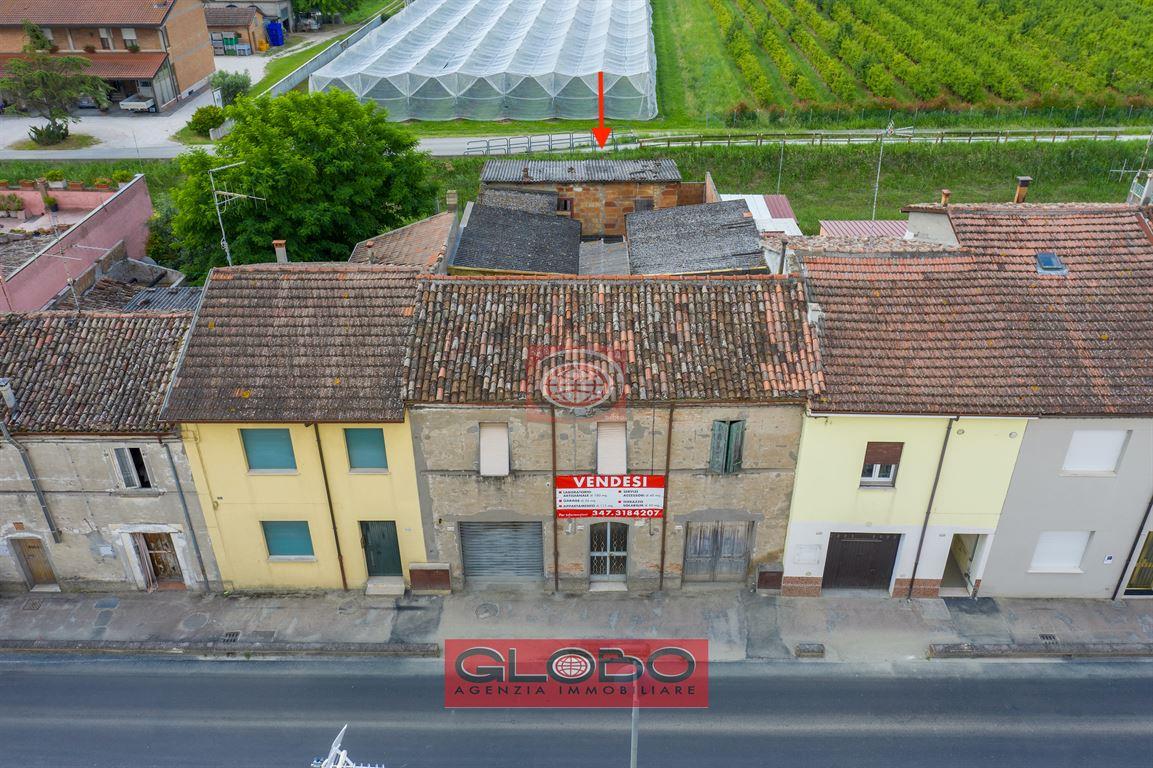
top-left (463, 130), bottom-right (639, 155)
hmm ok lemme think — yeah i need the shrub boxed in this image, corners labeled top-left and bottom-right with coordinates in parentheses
top-left (45, 169), bottom-right (65, 181)
top-left (210, 70), bottom-right (252, 107)
top-left (726, 101), bottom-right (758, 127)
top-left (112, 169), bottom-right (134, 184)
top-left (27, 122), bottom-right (69, 145)
top-left (188, 105), bottom-right (226, 136)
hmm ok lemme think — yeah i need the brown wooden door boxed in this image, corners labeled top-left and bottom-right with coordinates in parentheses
top-left (15, 538), bottom-right (56, 587)
top-left (823, 533), bottom-right (901, 589)
top-left (137, 533), bottom-right (184, 589)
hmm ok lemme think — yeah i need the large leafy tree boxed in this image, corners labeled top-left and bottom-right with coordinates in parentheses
top-left (170, 90), bottom-right (435, 280)
top-left (0, 22), bottom-right (110, 145)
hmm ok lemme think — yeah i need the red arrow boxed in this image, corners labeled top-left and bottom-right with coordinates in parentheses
top-left (592, 70), bottom-right (611, 149)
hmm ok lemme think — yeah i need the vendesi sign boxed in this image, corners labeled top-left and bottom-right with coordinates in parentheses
top-left (555, 474), bottom-right (666, 518)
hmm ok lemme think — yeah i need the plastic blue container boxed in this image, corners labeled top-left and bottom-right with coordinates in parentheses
top-left (266, 20), bottom-right (285, 47)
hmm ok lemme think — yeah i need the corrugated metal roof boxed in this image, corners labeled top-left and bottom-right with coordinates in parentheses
top-left (480, 159), bottom-right (681, 184)
top-left (819, 220), bottom-right (909, 238)
top-left (123, 286), bottom-right (203, 312)
top-left (720, 194), bottom-right (802, 236)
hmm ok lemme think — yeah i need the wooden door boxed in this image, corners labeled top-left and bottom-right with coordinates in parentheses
top-left (823, 533), bottom-right (901, 589)
top-left (683, 521), bottom-right (755, 582)
top-left (361, 521), bottom-right (402, 577)
top-left (142, 533), bottom-right (184, 587)
top-left (15, 538), bottom-right (56, 587)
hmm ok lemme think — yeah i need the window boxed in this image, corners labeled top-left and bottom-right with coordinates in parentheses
top-left (557, 197), bottom-right (573, 213)
top-left (345, 428), bottom-right (388, 471)
top-left (39, 27), bottom-right (53, 42)
top-left (860, 442), bottom-right (903, 487)
top-left (261, 521), bottom-right (314, 558)
top-left (121, 27), bottom-right (137, 46)
top-left (1062, 430), bottom-right (1129, 474)
top-left (596, 422), bottom-right (627, 475)
top-left (240, 428), bottom-right (296, 471)
top-left (1030, 531), bottom-right (1092, 572)
top-left (98, 27), bottom-right (114, 50)
top-left (634, 197), bottom-right (654, 212)
top-left (709, 420), bottom-right (745, 474)
top-left (479, 422), bottom-right (510, 476)
top-left (113, 447), bottom-right (152, 489)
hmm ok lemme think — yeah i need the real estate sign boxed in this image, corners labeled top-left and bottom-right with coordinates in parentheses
top-left (554, 474), bottom-right (666, 518)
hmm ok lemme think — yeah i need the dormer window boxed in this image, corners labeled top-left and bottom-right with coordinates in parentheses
top-left (1036, 251), bottom-right (1067, 276)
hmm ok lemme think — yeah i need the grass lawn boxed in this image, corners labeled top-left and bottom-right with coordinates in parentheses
top-left (342, 0), bottom-right (404, 25)
top-left (252, 29), bottom-right (358, 95)
top-left (171, 126), bottom-right (215, 145)
top-left (8, 134), bottom-right (100, 151)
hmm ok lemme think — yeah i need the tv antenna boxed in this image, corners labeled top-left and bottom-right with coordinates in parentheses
top-left (208, 161), bottom-right (265, 266)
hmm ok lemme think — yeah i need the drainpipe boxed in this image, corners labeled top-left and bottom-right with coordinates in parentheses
top-left (312, 424), bottom-right (348, 591)
top-left (657, 404), bottom-right (675, 591)
top-left (0, 384), bottom-right (61, 543)
top-left (906, 415), bottom-right (958, 599)
top-left (551, 404), bottom-right (560, 593)
top-left (1112, 489), bottom-right (1153, 601)
top-left (160, 438), bottom-right (211, 590)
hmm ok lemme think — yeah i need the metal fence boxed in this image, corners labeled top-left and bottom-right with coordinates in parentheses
top-left (633, 127), bottom-right (1150, 150)
top-left (463, 130), bottom-right (639, 155)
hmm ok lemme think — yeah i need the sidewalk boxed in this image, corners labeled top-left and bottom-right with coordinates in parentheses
top-left (2, 588), bottom-right (1151, 662)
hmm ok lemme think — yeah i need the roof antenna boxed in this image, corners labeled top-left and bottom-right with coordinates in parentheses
top-left (208, 161), bottom-right (265, 267)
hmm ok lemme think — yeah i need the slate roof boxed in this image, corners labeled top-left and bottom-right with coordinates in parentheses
top-left (348, 212), bottom-right (453, 269)
top-left (626, 200), bottom-right (764, 275)
top-left (477, 187), bottom-right (558, 215)
top-left (0, 312), bottom-right (191, 435)
top-left (451, 204), bottom-right (581, 275)
top-left (819, 219), bottom-right (908, 238)
top-left (164, 264), bottom-right (421, 423)
top-left (404, 276), bottom-right (823, 404)
top-left (480, 159), bottom-right (682, 184)
top-left (805, 204), bottom-right (1153, 416)
top-left (204, 6), bottom-right (261, 26)
top-left (0, 0), bottom-right (173, 25)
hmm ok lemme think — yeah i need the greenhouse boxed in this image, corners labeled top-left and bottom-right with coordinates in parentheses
top-left (309, 0), bottom-right (658, 121)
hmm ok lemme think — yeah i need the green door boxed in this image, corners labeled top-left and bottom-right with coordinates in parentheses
top-left (360, 521), bottom-right (402, 577)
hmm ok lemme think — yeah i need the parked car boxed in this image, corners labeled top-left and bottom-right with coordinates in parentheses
top-left (119, 93), bottom-right (157, 113)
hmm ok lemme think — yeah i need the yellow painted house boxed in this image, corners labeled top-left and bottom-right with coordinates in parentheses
top-left (164, 264), bottom-right (430, 594)
top-left (783, 249), bottom-right (1030, 598)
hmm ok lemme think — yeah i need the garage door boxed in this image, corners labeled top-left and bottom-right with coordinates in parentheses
top-left (823, 532), bottom-right (901, 589)
top-left (459, 522), bottom-right (544, 581)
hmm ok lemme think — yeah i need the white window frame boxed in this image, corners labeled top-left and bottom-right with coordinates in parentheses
top-left (1061, 429), bottom-right (1130, 475)
top-left (860, 462), bottom-right (897, 487)
top-left (98, 27), bottom-right (114, 50)
top-left (113, 446), bottom-right (151, 490)
top-left (40, 27), bottom-right (53, 42)
top-left (596, 422), bottom-right (627, 475)
top-left (1029, 531), bottom-right (1093, 574)
top-left (479, 422), bottom-right (510, 477)
top-left (121, 27), bottom-right (137, 46)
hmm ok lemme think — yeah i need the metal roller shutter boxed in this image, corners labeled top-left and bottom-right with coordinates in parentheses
top-left (460, 522), bottom-right (544, 580)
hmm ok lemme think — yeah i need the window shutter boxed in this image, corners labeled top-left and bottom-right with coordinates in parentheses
top-left (864, 442), bottom-right (904, 465)
top-left (240, 429), bottom-right (297, 471)
top-left (1062, 430), bottom-right (1128, 472)
top-left (479, 423), bottom-right (510, 476)
top-left (597, 422), bottom-right (627, 475)
top-left (113, 447), bottom-right (139, 488)
top-left (726, 420), bottom-right (745, 472)
top-left (709, 421), bottom-right (728, 473)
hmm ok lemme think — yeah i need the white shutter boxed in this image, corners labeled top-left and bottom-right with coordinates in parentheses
top-left (596, 422), bottom-right (627, 475)
top-left (1030, 531), bottom-right (1092, 571)
top-left (479, 423), bottom-right (510, 476)
top-left (113, 447), bottom-right (140, 488)
top-left (1062, 430), bottom-right (1129, 472)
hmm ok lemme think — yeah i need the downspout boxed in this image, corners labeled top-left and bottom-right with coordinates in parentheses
top-left (0, 417), bottom-right (61, 543)
top-left (1113, 489), bottom-right (1153, 601)
top-left (551, 404), bottom-right (559, 593)
top-left (312, 424), bottom-right (348, 591)
top-left (906, 415), bottom-right (958, 599)
top-left (658, 404), bottom-right (676, 591)
top-left (160, 437), bottom-right (211, 590)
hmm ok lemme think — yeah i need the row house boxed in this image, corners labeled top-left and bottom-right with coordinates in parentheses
top-left (0, 0), bottom-right (214, 111)
top-left (402, 275), bottom-right (822, 592)
top-left (783, 202), bottom-right (1153, 599)
top-left (163, 264), bottom-right (430, 595)
top-left (0, 312), bottom-right (219, 593)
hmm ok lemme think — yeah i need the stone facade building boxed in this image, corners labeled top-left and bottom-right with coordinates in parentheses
top-left (0, 312), bottom-right (219, 593)
top-left (403, 275), bottom-right (822, 592)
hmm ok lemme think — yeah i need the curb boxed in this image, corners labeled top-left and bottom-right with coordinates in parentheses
top-left (929, 642), bottom-right (1153, 659)
top-left (0, 639), bottom-right (440, 658)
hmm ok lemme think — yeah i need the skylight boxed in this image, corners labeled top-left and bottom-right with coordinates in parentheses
top-left (1035, 251), bottom-right (1068, 275)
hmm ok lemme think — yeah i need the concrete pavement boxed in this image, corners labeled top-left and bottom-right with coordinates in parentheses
top-left (0, 656), bottom-right (1149, 767)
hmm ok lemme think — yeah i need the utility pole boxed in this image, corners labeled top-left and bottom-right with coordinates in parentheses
top-left (871, 120), bottom-right (894, 221)
top-left (208, 161), bottom-right (264, 267)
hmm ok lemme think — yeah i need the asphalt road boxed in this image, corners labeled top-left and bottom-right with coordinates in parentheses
top-left (0, 656), bottom-right (1150, 767)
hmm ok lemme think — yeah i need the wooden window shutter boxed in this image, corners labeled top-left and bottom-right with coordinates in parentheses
top-left (709, 421), bottom-right (728, 473)
top-left (726, 421), bottom-right (745, 472)
top-left (864, 441), bottom-right (904, 465)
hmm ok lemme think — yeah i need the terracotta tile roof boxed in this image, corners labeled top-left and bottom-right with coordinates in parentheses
top-left (805, 205), bottom-right (1153, 416)
top-left (0, 52), bottom-right (167, 80)
top-left (0, 312), bottom-right (192, 435)
top-left (51, 278), bottom-right (148, 311)
top-left (204, 7), bottom-right (261, 26)
top-left (404, 276), bottom-right (823, 404)
top-left (480, 159), bottom-right (682, 184)
top-left (348, 212), bottom-right (453, 269)
top-left (819, 219), bottom-right (908, 238)
top-left (164, 264), bottom-right (421, 423)
top-left (0, 0), bottom-right (174, 26)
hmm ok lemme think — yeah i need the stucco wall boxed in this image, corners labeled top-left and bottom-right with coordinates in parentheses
top-left (182, 420), bottom-right (425, 592)
top-left (409, 403), bottom-right (803, 592)
top-left (979, 418), bottom-right (1153, 598)
top-left (0, 436), bottom-right (219, 592)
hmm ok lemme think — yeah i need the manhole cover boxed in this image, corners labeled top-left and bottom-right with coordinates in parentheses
top-left (22, 598), bottom-right (42, 611)
top-left (220, 630), bottom-right (241, 644)
top-left (1039, 633), bottom-right (1059, 644)
top-left (475, 603), bottom-right (500, 620)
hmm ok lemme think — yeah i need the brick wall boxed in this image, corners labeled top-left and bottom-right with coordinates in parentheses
top-left (163, 0), bottom-right (215, 93)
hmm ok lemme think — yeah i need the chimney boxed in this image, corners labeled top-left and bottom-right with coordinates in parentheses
top-left (1014, 176), bottom-right (1032, 204)
top-left (272, 239), bottom-right (288, 263)
top-left (940, 189), bottom-right (951, 206)
top-left (445, 189), bottom-right (458, 212)
top-left (0, 377), bottom-right (16, 411)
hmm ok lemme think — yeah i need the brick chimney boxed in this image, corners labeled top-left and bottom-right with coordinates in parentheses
top-left (272, 239), bottom-right (288, 263)
top-left (1014, 176), bottom-right (1032, 204)
top-left (940, 189), bottom-right (951, 206)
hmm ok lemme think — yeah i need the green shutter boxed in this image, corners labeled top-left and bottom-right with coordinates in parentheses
top-left (709, 421), bottom-right (728, 473)
top-left (727, 420), bottom-right (745, 473)
top-left (261, 521), bottom-right (313, 557)
top-left (345, 428), bottom-right (388, 470)
top-left (240, 429), bottom-right (296, 470)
